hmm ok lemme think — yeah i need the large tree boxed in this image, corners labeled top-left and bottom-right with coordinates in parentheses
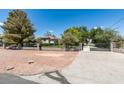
top-left (90, 27), bottom-right (104, 43)
top-left (61, 32), bottom-right (79, 50)
top-left (64, 26), bottom-right (89, 43)
top-left (2, 9), bottom-right (35, 49)
top-left (64, 27), bottom-right (81, 40)
top-left (90, 27), bottom-right (122, 48)
top-left (77, 26), bottom-right (89, 43)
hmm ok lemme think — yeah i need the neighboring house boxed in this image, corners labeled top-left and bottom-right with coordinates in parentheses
top-left (41, 36), bottom-right (58, 44)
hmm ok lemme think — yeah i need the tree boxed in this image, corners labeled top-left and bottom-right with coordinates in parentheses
top-left (90, 27), bottom-right (104, 43)
top-left (2, 9), bottom-right (35, 49)
top-left (64, 27), bottom-right (81, 42)
top-left (64, 26), bottom-right (89, 43)
top-left (61, 32), bottom-right (79, 50)
top-left (0, 34), bottom-right (2, 40)
top-left (90, 27), bottom-right (122, 48)
top-left (78, 26), bottom-right (89, 43)
top-left (23, 35), bottom-right (35, 43)
top-left (23, 35), bottom-right (36, 47)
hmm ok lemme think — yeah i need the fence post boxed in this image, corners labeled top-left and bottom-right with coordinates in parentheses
top-left (79, 43), bottom-right (82, 51)
top-left (37, 43), bottom-right (39, 50)
top-left (62, 44), bottom-right (66, 51)
top-left (3, 43), bottom-right (6, 49)
top-left (110, 41), bottom-right (113, 52)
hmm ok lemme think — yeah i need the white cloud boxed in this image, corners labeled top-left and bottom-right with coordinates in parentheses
top-left (0, 22), bottom-right (3, 26)
top-left (49, 30), bottom-right (54, 33)
top-left (93, 26), bottom-right (104, 29)
top-left (93, 26), bottom-right (97, 29)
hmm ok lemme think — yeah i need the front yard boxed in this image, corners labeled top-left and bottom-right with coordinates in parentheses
top-left (0, 49), bottom-right (78, 75)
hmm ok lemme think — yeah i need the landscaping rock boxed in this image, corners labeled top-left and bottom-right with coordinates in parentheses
top-left (27, 60), bottom-right (34, 64)
top-left (6, 66), bottom-right (15, 71)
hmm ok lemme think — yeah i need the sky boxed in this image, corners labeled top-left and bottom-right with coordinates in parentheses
top-left (0, 9), bottom-right (124, 37)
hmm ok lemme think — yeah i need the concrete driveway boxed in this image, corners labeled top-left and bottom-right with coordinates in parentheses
top-left (62, 51), bottom-right (124, 84)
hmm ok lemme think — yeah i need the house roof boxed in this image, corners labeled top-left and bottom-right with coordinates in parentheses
top-left (41, 36), bottom-right (58, 40)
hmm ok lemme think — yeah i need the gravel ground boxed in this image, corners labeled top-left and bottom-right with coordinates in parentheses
top-left (0, 49), bottom-right (78, 75)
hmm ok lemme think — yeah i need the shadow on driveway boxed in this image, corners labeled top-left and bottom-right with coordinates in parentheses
top-left (0, 74), bottom-right (39, 84)
top-left (45, 70), bottom-right (70, 84)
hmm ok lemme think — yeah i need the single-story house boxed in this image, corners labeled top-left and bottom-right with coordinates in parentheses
top-left (41, 36), bottom-right (58, 44)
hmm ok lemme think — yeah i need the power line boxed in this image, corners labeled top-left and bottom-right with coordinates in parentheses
top-left (109, 17), bottom-right (124, 28)
top-left (112, 26), bottom-right (120, 30)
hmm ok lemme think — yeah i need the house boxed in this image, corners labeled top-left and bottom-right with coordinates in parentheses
top-left (41, 36), bottom-right (58, 44)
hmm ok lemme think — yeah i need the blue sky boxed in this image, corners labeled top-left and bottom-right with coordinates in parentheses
top-left (0, 9), bottom-right (124, 37)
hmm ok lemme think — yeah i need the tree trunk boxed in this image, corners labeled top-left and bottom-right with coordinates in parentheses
top-left (39, 43), bottom-right (42, 51)
top-left (17, 43), bottom-right (23, 50)
top-left (39, 46), bottom-right (42, 51)
top-left (17, 38), bottom-right (23, 49)
top-left (65, 44), bottom-right (69, 51)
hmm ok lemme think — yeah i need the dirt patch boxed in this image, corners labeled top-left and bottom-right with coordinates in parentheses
top-left (35, 53), bottom-right (64, 57)
top-left (0, 49), bottom-right (78, 75)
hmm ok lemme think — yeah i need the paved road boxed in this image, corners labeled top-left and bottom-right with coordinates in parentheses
top-left (21, 51), bottom-right (124, 84)
top-left (0, 74), bottom-right (38, 84)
